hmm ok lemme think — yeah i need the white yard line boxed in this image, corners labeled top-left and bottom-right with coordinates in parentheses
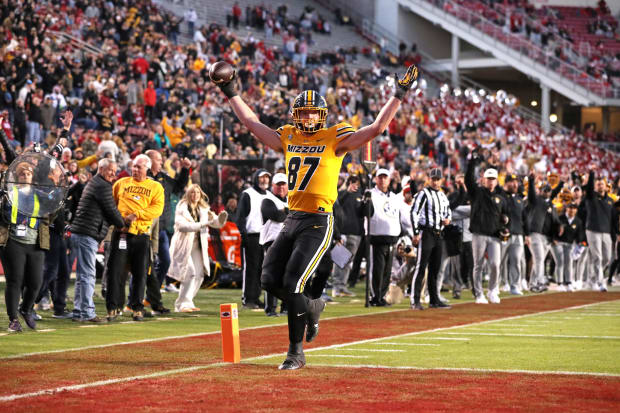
top-left (443, 332), bottom-right (620, 340)
top-left (310, 355), bottom-right (370, 358)
top-left (335, 348), bottom-right (406, 352)
top-left (308, 363), bottom-right (620, 377)
top-left (374, 342), bottom-right (441, 346)
top-left (581, 313), bottom-right (620, 316)
top-left (407, 337), bottom-right (470, 341)
top-left (0, 299), bottom-right (617, 403)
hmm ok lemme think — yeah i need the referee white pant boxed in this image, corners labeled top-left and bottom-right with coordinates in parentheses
top-left (472, 234), bottom-right (501, 299)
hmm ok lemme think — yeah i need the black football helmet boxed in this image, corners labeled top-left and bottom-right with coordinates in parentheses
top-left (291, 90), bottom-right (327, 133)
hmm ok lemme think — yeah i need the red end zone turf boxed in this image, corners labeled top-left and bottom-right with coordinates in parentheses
top-left (0, 292), bottom-right (619, 412)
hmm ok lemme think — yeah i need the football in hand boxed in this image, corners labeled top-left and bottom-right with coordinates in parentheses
top-left (209, 61), bottom-right (235, 84)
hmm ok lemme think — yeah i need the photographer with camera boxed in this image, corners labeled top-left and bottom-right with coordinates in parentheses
top-left (385, 236), bottom-right (416, 305)
top-left (0, 112), bottom-right (69, 332)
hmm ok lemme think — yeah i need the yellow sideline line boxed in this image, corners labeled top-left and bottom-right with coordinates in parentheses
top-left (0, 300), bottom-right (617, 403)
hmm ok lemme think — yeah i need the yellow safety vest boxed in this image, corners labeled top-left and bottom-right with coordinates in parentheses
top-left (11, 186), bottom-right (39, 228)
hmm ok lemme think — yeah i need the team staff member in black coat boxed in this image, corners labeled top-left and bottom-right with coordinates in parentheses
top-left (499, 174), bottom-right (528, 295)
top-left (465, 155), bottom-right (508, 304)
top-left (555, 203), bottom-right (585, 290)
top-left (70, 158), bottom-right (126, 322)
top-left (410, 168), bottom-right (452, 310)
top-left (583, 169), bottom-right (617, 291)
top-left (332, 175), bottom-right (364, 297)
top-left (145, 149), bottom-right (190, 292)
top-left (526, 176), bottom-right (563, 292)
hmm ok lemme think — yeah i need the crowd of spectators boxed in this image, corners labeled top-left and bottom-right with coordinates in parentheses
top-left (0, 0), bottom-right (618, 253)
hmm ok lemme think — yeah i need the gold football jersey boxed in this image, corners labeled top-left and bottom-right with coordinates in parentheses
top-left (276, 122), bottom-right (354, 213)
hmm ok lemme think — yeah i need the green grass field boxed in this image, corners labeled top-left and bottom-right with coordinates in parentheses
top-left (252, 300), bottom-right (620, 375)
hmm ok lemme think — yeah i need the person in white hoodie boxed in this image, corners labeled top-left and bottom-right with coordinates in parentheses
top-left (168, 184), bottom-right (227, 312)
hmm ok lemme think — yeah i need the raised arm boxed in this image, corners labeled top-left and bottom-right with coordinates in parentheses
top-left (335, 97), bottom-right (401, 156)
top-left (211, 70), bottom-right (282, 153)
top-left (335, 65), bottom-right (417, 156)
top-left (585, 170), bottom-right (595, 200)
top-left (228, 96), bottom-right (283, 152)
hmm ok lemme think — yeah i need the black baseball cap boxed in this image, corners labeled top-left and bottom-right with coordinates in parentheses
top-left (430, 168), bottom-right (442, 179)
top-left (505, 173), bottom-right (519, 183)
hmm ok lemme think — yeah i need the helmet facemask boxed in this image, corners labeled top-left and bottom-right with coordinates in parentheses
top-left (292, 108), bottom-right (327, 133)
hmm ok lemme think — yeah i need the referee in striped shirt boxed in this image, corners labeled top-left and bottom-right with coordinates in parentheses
top-left (409, 168), bottom-right (452, 310)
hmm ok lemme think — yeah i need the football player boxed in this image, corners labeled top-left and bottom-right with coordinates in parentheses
top-left (212, 64), bottom-right (418, 370)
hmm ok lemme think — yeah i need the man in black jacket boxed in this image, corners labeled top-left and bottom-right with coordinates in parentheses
top-left (145, 150), bottom-right (190, 293)
top-left (555, 203), bottom-right (585, 291)
top-left (526, 176), bottom-right (563, 292)
top-left (584, 170), bottom-right (616, 291)
top-left (499, 174), bottom-right (528, 295)
top-left (465, 157), bottom-right (508, 304)
top-left (70, 159), bottom-right (125, 322)
top-left (332, 175), bottom-right (363, 297)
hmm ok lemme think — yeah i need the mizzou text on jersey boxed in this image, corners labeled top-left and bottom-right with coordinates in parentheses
top-left (275, 122), bottom-right (354, 213)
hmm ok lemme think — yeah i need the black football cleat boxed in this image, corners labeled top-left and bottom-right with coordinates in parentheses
top-left (278, 353), bottom-right (306, 370)
top-left (429, 301), bottom-right (452, 309)
top-left (306, 298), bottom-right (326, 343)
top-left (19, 309), bottom-right (37, 330)
top-left (411, 303), bottom-right (425, 311)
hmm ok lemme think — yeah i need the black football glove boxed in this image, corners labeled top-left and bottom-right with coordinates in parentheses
top-left (213, 70), bottom-right (238, 99)
top-left (393, 64), bottom-right (419, 100)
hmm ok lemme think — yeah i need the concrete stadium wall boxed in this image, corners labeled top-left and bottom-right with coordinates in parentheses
top-left (375, 1), bottom-right (489, 59)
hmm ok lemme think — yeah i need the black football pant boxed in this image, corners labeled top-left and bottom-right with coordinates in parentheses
top-left (144, 250), bottom-right (165, 310)
top-left (105, 232), bottom-right (150, 313)
top-left (369, 242), bottom-right (395, 303)
top-left (410, 229), bottom-right (442, 305)
top-left (348, 236), bottom-right (368, 288)
top-left (1, 238), bottom-right (45, 320)
top-left (262, 242), bottom-right (286, 314)
top-left (262, 212), bottom-right (334, 346)
top-left (242, 233), bottom-right (263, 305)
top-left (37, 231), bottom-right (70, 313)
top-left (458, 241), bottom-right (473, 291)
